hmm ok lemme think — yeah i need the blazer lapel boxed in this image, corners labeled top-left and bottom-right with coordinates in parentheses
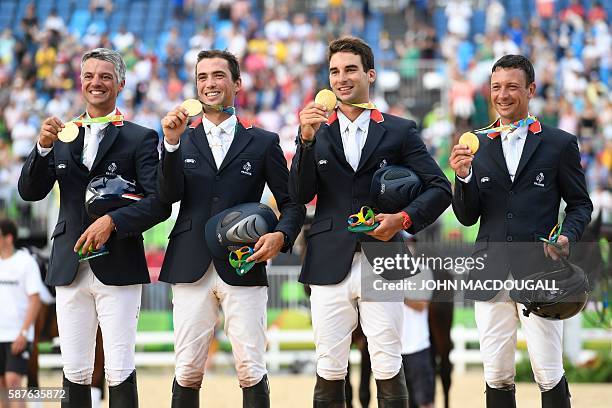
top-left (513, 130), bottom-right (542, 184)
top-left (325, 121), bottom-right (353, 172)
top-left (70, 128), bottom-right (88, 172)
top-left (218, 122), bottom-right (252, 173)
top-left (483, 136), bottom-right (512, 191)
top-left (356, 119), bottom-right (385, 172)
top-left (90, 124), bottom-right (119, 173)
top-left (191, 123), bottom-right (218, 171)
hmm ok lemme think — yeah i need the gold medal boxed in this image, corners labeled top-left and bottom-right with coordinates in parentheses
top-left (315, 89), bottom-right (337, 111)
top-left (459, 132), bottom-right (479, 154)
top-left (57, 122), bottom-right (79, 143)
top-left (181, 99), bottom-right (203, 117)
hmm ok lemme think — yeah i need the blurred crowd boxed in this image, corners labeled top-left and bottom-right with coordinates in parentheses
top-left (0, 0), bottom-right (609, 230)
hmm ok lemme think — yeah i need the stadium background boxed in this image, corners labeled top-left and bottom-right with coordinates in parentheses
top-left (0, 0), bottom-right (610, 406)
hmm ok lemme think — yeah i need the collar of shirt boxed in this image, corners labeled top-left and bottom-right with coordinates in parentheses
top-left (85, 107), bottom-right (118, 131)
top-left (501, 122), bottom-right (528, 142)
top-left (337, 108), bottom-right (371, 135)
top-left (202, 115), bottom-right (237, 139)
top-left (500, 112), bottom-right (532, 142)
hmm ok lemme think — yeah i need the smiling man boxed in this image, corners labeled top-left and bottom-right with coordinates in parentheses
top-left (450, 55), bottom-right (592, 407)
top-left (18, 48), bottom-right (170, 407)
top-left (157, 50), bottom-right (304, 408)
top-left (290, 37), bottom-right (451, 407)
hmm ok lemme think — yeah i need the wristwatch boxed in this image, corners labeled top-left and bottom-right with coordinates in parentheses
top-left (20, 329), bottom-right (28, 338)
top-left (400, 211), bottom-right (412, 230)
top-left (282, 231), bottom-right (290, 249)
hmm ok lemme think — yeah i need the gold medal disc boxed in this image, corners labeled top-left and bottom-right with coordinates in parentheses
top-left (315, 89), bottom-right (337, 111)
top-left (57, 122), bottom-right (79, 143)
top-left (181, 99), bottom-right (203, 117)
top-left (459, 132), bottom-right (479, 154)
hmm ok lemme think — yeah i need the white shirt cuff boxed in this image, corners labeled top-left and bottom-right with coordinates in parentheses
top-left (164, 139), bottom-right (180, 152)
top-left (37, 142), bottom-right (53, 157)
top-left (457, 168), bottom-right (472, 183)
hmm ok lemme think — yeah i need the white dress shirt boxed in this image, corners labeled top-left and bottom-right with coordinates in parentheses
top-left (337, 109), bottom-right (370, 171)
top-left (164, 115), bottom-right (237, 169)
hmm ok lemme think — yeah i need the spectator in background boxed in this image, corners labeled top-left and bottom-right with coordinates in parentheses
top-left (34, 36), bottom-right (56, 97)
top-left (445, 0), bottom-right (472, 38)
top-left (90, 0), bottom-right (114, 17)
top-left (111, 26), bottom-right (135, 53)
top-left (10, 112), bottom-right (37, 161)
top-left (20, 3), bottom-right (38, 55)
top-left (486, 0), bottom-right (505, 34)
top-left (588, 2), bottom-right (608, 23)
top-left (42, 9), bottom-right (65, 49)
top-left (0, 218), bottom-right (42, 406)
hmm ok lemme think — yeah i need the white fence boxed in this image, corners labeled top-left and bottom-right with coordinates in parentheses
top-left (39, 327), bottom-right (611, 373)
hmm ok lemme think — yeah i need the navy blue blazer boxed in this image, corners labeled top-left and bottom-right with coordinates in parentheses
top-left (18, 118), bottom-right (171, 286)
top-left (290, 109), bottom-right (452, 285)
top-left (452, 120), bottom-right (593, 300)
top-left (157, 116), bottom-right (305, 286)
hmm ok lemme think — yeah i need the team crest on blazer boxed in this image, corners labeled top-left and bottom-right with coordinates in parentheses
top-left (534, 172), bottom-right (545, 187)
top-left (106, 162), bottom-right (117, 175)
top-left (480, 176), bottom-right (490, 183)
top-left (241, 161), bottom-right (252, 176)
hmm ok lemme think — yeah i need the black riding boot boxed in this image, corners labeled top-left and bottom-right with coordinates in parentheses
top-left (108, 370), bottom-right (138, 408)
top-left (61, 376), bottom-right (92, 408)
top-left (485, 383), bottom-right (516, 408)
top-left (313, 374), bottom-right (345, 408)
top-left (541, 376), bottom-right (571, 408)
top-left (375, 369), bottom-right (409, 408)
top-left (171, 378), bottom-right (199, 408)
top-left (242, 374), bottom-right (270, 408)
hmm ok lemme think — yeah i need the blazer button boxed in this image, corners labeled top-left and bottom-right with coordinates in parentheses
top-left (506, 235), bottom-right (513, 242)
top-left (509, 191), bottom-right (514, 195)
top-left (507, 213), bottom-right (513, 219)
top-left (212, 197), bottom-right (219, 202)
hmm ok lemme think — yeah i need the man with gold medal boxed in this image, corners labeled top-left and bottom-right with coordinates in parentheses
top-left (157, 50), bottom-right (304, 407)
top-left (290, 37), bottom-right (451, 407)
top-left (450, 55), bottom-right (593, 407)
top-left (18, 48), bottom-right (170, 407)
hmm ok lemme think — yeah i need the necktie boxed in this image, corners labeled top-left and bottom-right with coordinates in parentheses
top-left (83, 124), bottom-right (103, 170)
top-left (506, 131), bottom-right (520, 182)
top-left (210, 126), bottom-right (224, 168)
top-left (346, 122), bottom-right (360, 171)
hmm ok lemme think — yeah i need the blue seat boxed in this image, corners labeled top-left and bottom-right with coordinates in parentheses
top-left (69, 9), bottom-right (91, 38)
top-left (433, 8), bottom-right (447, 40)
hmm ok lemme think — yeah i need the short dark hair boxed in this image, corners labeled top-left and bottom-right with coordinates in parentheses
top-left (491, 55), bottom-right (535, 86)
top-left (196, 50), bottom-right (241, 82)
top-left (328, 37), bottom-right (375, 72)
top-left (0, 218), bottom-right (17, 241)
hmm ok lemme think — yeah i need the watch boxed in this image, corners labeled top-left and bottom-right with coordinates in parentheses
top-left (280, 231), bottom-right (290, 250)
top-left (20, 329), bottom-right (28, 338)
top-left (400, 211), bottom-right (412, 230)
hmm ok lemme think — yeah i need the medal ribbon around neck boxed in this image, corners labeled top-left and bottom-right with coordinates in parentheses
top-left (339, 100), bottom-right (377, 110)
top-left (73, 115), bottom-right (124, 126)
top-left (476, 115), bottom-right (538, 136)
top-left (203, 103), bottom-right (236, 116)
top-left (57, 114), bottom-right (124, 143)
